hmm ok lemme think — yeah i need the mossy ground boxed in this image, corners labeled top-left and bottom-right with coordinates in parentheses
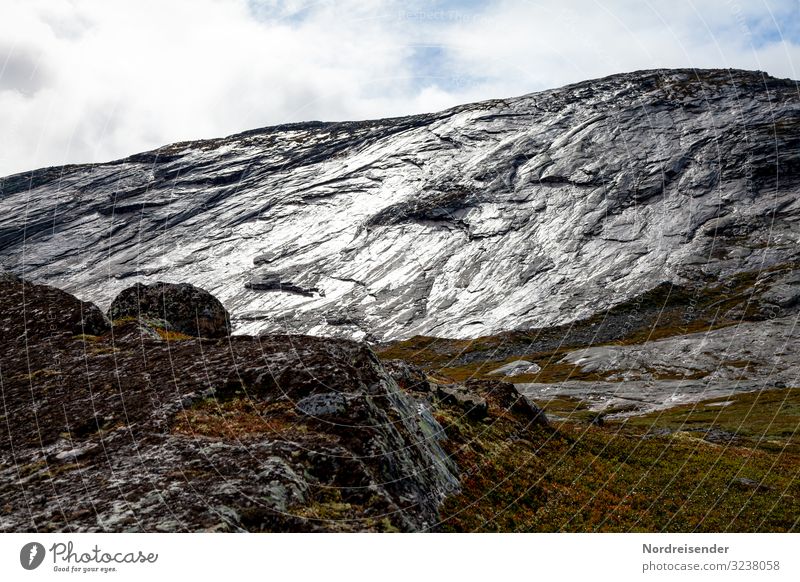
top-left (154, 328), bottom-right (195, 341)
top-left (110, 316), bottom-right (195, 341)
top-left (622, 388), bottom-right (800, 455)
top-left (434, 388), bottom-right (800, 532)
top-left (377, 269), bottom-right (800, 532)
top-left (172, 398), bottom-right (305, 440)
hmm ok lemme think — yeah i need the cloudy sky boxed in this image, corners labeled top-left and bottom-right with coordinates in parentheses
top-left (1, 0), bottom-right (799, 177)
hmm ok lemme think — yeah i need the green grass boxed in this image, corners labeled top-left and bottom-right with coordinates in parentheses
top-left (435, 388), bottom-right (800, 532)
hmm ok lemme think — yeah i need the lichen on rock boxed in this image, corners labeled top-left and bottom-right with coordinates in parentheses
top-left (107, 281), bottom-right (231, 338)
top-left (0, 277), bottom-right (460, 532)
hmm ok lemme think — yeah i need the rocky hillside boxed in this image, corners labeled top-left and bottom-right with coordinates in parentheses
top-left (2, 68), bottom-right (799, 341)
top-left (2, 277), bottom-right (797, 533)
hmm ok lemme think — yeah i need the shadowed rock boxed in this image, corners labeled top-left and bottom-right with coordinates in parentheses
top-left (436, 384), bottom-right (488, 420)
top-left (383, 359), bottom-right (431, 393)
top-left (0, 272), bottom-right (109, 343)
top-left (463, 379), bottom-right (549, 427)
top-left (108, 281), bottom-right (231, 338)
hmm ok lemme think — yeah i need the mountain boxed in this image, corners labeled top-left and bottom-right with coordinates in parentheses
top-left (0, 274), bottom-right (454, 531)
top-left (3, 68), bottom-right (800, 533)
top-left (3, 68), bottom-right (799, 342)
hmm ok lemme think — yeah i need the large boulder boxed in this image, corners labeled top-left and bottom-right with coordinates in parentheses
top-left (108, 282), bottom-right (230, 338)
top-left (464, 379), bottom-right (549, 427)
top-left (0, 273), bottom-right (110, 344)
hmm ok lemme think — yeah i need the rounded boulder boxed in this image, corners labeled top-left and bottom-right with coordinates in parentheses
top-left (108, 282), bottom-right (230, 338)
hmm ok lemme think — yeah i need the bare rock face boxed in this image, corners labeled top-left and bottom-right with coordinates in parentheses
top-left (517, 314), bottom-right (800, 418)
top-left (108, 281), bottom-right (231, 338)
top-left (0, 278), bottom-right (458, 532)
top-left (487, 360), bottom-right (542, 377)
top-left (3, 69), bottom-right (800, 341)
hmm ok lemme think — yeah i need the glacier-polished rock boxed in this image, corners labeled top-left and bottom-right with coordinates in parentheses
top-left (1, 68), bottom-right (799, 341)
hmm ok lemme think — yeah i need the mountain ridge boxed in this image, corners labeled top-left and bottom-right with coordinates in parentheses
top-left (2, 67), bottom-right (799, 341)
top-left (2, 66), bottom-right (789, 179)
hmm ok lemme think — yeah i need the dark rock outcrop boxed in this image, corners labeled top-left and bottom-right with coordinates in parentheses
top-left (0, 278), bottom-right (459, 532)
top-left (435, 384), bottom-right (489, 421)
top-left (383, 359), bottom-right (431, 393)
top-left (0, 272), bottom-right (109, 343)
top-left (108, 281), bottom-right (230, 338)
top-left (463, 379), bottom-right (549, 427)
top-left (3, 69), bottom-right (800, 341)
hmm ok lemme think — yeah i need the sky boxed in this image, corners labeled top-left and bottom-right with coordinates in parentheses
top-left (1, 0), bottom-right (799, 177)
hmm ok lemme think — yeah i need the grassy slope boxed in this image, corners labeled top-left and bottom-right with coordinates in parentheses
top-left (129, 269), bottom-right (799, 531)
top-left (433, 387), bottom-right (799, 532)
top-left (375, 268), bottom-right (800, 531)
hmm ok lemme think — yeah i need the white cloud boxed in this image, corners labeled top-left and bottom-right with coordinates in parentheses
top-left (0, 0), bottom-right (798, 177)
top-left (437, 0), bottom-right (800, 100)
